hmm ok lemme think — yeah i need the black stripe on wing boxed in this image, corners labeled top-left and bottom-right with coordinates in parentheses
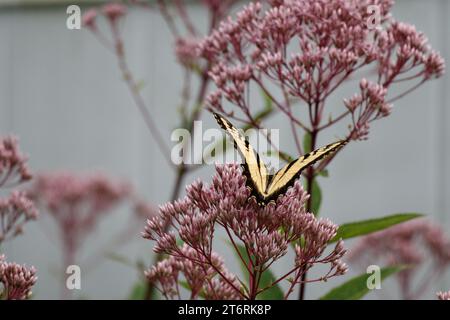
top-left (213, 112), bottom-right (267, 200)
top-left (263, 140), bottom-right (347, 203)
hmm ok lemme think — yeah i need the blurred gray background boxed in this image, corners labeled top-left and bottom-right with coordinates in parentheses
top-left (0, 0), bottom-right (449, 299)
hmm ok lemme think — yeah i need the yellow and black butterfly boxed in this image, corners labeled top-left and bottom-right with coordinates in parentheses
top-left (213, 112), bottom-right (347, 204)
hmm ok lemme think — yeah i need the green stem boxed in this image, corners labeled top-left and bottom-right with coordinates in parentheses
top-left (298, 128), bottom-right (318, 300)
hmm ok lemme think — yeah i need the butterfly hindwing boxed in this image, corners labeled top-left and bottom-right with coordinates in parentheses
top-left (213, 112), bottom-right (269, 199)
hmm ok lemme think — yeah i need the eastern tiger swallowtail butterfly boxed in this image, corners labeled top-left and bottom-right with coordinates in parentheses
top-left (213, 112), bottom-right (347, 204)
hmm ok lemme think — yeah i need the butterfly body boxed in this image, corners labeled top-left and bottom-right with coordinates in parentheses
top-left (213, 112), bottom-right (347, 205)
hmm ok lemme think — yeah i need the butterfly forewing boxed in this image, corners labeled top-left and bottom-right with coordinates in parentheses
top-left (213, 113), bottom-right (269, 198)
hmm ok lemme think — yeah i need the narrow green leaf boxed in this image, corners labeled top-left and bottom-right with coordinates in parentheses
top-left (232, 242), bottom-right (252, 272)
top-left (311, 179), bottom-right (322, 215)
top-left (180, 281), bottom-right (206, 299)
top-left (241, 90), bottom-right (275, 132)
top-left (257, 269), bottom-right (284, 300)
top-left (303, 132), bottom-right (312, 153)
top-left (305, 178), bottom-right (322, 216)
top-left (278, 151), bottom-right (295, 163)
top-left (264, 150), bottom-right (294, 163)
top-left (105, 252), bottom-right (138, 269)
top-left (176, 237), bottom-right (185, 247)
top-left (262, 90), bottom-right (274, 111)
top-left (242, 110), bottom-right (274, 132)
top-left (317, 169), bottom-right (329, 177)
top-left (329, 213), bottom-right (423, 243)
top-left (179, 280), bottom-right (190, 291)
top-left (320, 265), bottom-right (406, 300)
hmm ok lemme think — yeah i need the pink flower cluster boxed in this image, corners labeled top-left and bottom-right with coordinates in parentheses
top-left (437, 291), bottom-right (450, 300)
top-left (145, 244), bottom-right (242, 300)
top-left (0, 255), bottom-right (37, 300)
top-left (134, 198), bottom-right (159, 220)
top-left (0, 136), bottom-right (37, 299)
top-left (143, 164), bottom-right (347, 299)
top-left (344, 79), bottom-right (392, 140)
top-left (0, 136), bottom-right (32, 188)
top-left (0, 136), bottom-right (37, 245)
top-left (82, 3), bottom-right (127, 30)
top-left (348, 219), bottom-right (450, 299)
top-left (31, 172), bottom-right (131, 217)
top-left (29, 172), bottom-right (131, 266)
top-left (175, 37), bottom-right (203, 67)
top-left (198, 0), bottom-right (444, 140)
top-left (102, 3), bottom-right (127, 22)
top-left (0, 191), bottom-right (38, 243)
top-left (157, 0), bottom-right (238, 70)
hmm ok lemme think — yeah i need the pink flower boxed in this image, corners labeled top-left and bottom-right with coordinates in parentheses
top-left (437, 291), bottom-right (450, 300)
top-left (134, 198), bottom-right (159, 220)
top-left (348, 219), bottom-right (450, 299)
top-left (0, 136), bottom-right (32, 188)
top-left (29, 171), bottom-right (131, 267)
top-left (145, 244), bottom-right (243, 300)
top-left (425, 51), bottom-right (446, 78)
top-left (198, 0), bottom-right (444, 141)
top-left (102, 3), bottom-right (127, 23)
top-left (82, 9), bottom-right (97, 30)
top-left (143, 164), bottom-right (347, 299)
top-left (0, 256), bottom-right (37, 300)
top-left (175, 37), bottom-right (201, 67)
top-left (0, 191), bottom-right (38, 244)
top-left (30, 171), bottom-right (131, 218)
top-left (346, 80), bottom-right (393, 140)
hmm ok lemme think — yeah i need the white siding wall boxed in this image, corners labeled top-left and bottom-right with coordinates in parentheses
top-left (0, 0), bottom-right (448, 299)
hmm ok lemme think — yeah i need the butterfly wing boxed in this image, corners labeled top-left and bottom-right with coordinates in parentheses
top-left (213, 112), bottom-right (269, 199)
top-left (265, 140), bottom-right (347, 201)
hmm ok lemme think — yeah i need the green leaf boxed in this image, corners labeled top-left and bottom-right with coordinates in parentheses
top-left (303, 132), bottom-right (312, 153)
top-left (320, 265), bottom-right (406, 300)
top-left (230, 242), bottom-right (253, 280)
top-left (105, 252), bottom-right (138, 270)
top-left (242, 108), bottom-right (274, 132)
top-left (176, 237), bottom-right (185, 247)
top-left (179, 280), bottom-right (191, 292)
top-left (257, 269), bottom-right (284, 300)
top-left (264, 150), bottom-right (294, 163)
top-left (302, 133), bottom-right (324, 215)
top-left (311, 179), bottom-right (322, 215)
top-left (317, 169), bottom-right (329, 177)
top-left (262, 90), bottom-right (274, 111)
top-left (180, 281), bottom-right (206, 299)
top-left (229, 242), bottom-right (283, 300)
top-left (329, 213), bottom-right (423, 243)
top-left (278, 151), bottom-right (295, 163)
top-left (305, 178), bottom-right (322, 216)
top-left (127, 282), bottom-right (147, 300)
